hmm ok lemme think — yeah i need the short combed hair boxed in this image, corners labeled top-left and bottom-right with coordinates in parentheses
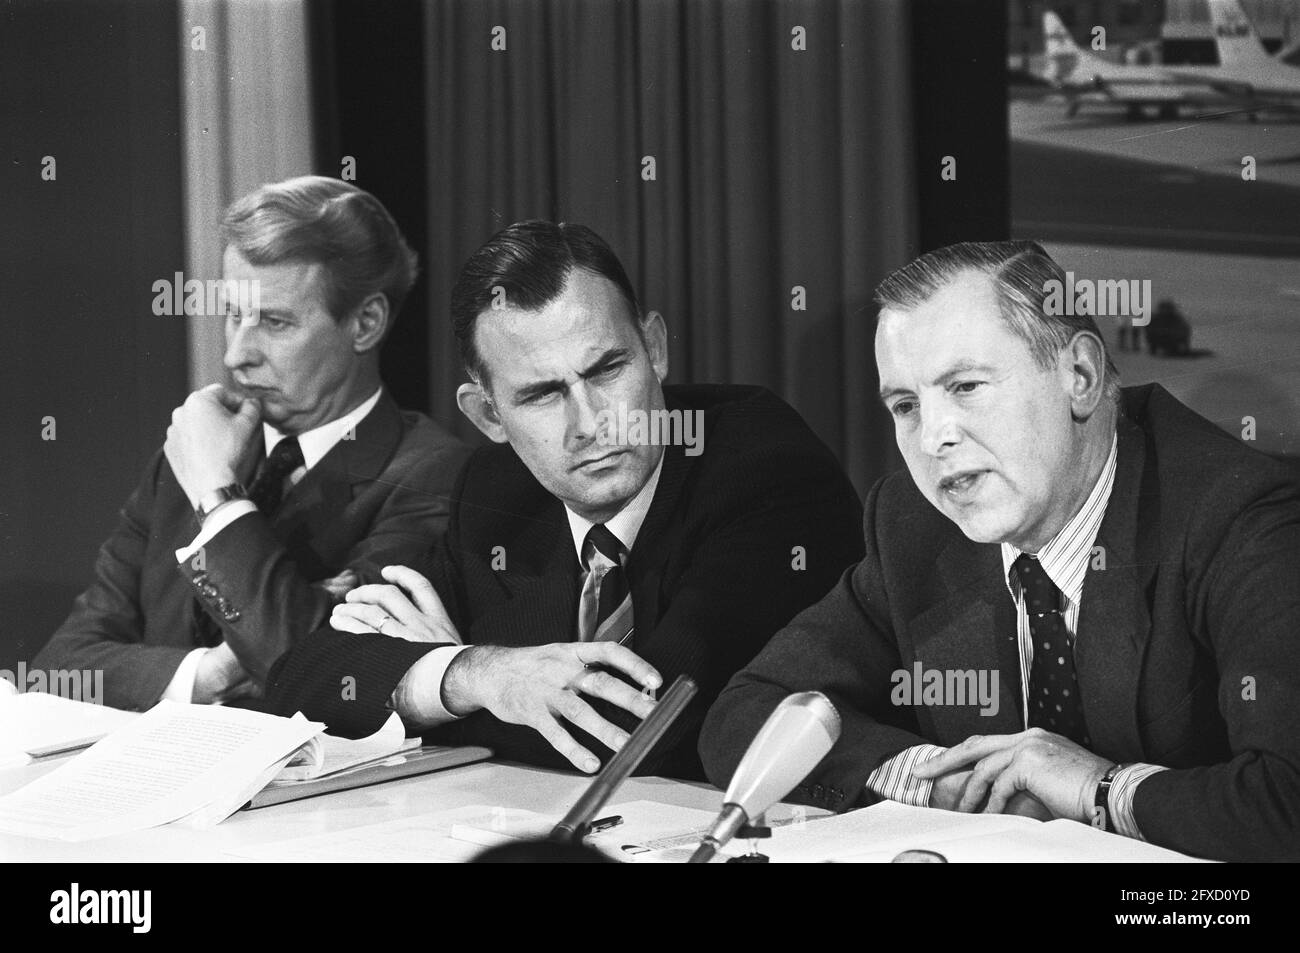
top-left (873, 240), bottom-right (1121, 403)
top-left (221, 175), bottom-right (418, 323)
top-left (451, 221), bottom-right (641, 383)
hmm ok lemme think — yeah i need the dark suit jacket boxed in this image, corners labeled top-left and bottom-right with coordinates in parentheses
top-left (265, 384), bottom-right (865, 779)
top-left (699, 384), bottom-right (1300, 861)
top-left (33, 390), bottom-right (471, 711)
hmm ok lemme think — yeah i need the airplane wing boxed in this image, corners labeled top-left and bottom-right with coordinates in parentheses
top-left (1092, 79), bottom-right (1196, 103)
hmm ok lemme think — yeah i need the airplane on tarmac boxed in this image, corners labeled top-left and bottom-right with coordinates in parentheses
top-left (1161, 0), bottom-right (1300, 114)
top-left (1037, 11), bottom-right (1232, 119)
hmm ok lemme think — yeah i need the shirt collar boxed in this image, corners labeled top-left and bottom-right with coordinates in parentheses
top-left (1001, 433), bottom-right (1118, 607)
top-left (565, 450), bottom-right (666, 561)
top-left (263, 387), bottom-right (384, 471)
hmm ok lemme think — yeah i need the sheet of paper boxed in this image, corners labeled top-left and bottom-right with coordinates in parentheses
top-left (441, 798), bottom-right (724, 861)
top-left (0, 692), bottom-right (140, 765)
top-left (831, 818), bottom-right (1209, 863)
top-left (582, 800), bottom-right (725, 862)
top-left (699, 801), bottom-right (1035, 863)
top-left (229, 799), bottom-right (724, 863)
top-left (625, 800), bottom-right (1206, 863)
top-left (629, 801), bottom-right (1041, 863)
top-left (173, 751), bottom-right (299, 831)
top-left (274, 711), bottom-right (418, 782)
top-left (0, 701), bottom-right (323, 841)
top-left (227, 805), bottom-right (549, 862)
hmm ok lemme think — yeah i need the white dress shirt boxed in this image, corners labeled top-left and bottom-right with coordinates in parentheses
top-left (864, 435), bottom-right (1167, 840)
top-left (163, 387), bottom-right (384, 704)
top-left (395, 451), bottom-right (667, 726)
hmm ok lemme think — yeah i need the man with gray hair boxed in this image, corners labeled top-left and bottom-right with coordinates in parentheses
top-left (700, 240), bottom-right (1300, 861)
top-left (34, 176), bottom-right (470, 710)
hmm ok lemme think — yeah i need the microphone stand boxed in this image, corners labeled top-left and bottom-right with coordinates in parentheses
top-left (726, 812), bottom-right (771, 863)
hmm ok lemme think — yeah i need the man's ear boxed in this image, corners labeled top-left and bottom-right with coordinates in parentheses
top-left (640, 310), bottom-right (669, 382)
top-left (456, 380), bottom-right (508, 443)
top-left (1064, 330), bottom-right (1108, 421)
top-left (351, 293), bottom-right (390, 353)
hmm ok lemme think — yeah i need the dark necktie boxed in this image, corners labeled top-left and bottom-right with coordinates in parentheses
top-left (1013, 553), bottom-right (1091, 746)
top-left (578, 524), bottom-right (633, 644)
top-left (247, 437), bottom-right (304, 514)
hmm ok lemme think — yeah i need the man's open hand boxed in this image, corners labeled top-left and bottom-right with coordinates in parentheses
top-left (441, 641), bottom-right (662, 774)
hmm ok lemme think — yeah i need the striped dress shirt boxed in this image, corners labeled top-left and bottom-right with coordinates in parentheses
top-left (865, 435), bottom-right (1167, 839)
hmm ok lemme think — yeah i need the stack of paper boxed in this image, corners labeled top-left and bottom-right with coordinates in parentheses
top-left (0, 690), bottom-right (140, 769)
top-left (702, 801), bottom-right (1207, 863)
top-left (272, 710), bottom-right (420, 782)
top-left (0, 701), bottom-right (326, 840)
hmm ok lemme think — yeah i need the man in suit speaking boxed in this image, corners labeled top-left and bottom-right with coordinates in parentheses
top-left (35, 176), bottom-right (470, 711)
top-left (265, 221), bottom-right (864, 779)
top-left (700, 240), bottom-right (1300, 861)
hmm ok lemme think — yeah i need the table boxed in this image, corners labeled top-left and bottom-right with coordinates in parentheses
top-left (0, 755), bottom-right (1203, 862)
top-left (0, 755), bottom-right (755, 862)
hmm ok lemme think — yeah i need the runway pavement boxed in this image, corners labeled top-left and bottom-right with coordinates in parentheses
top-left (1012, 100), bottom-right (1300, 257)
top-left (1039, 243), bottom-right (1298, 457)
top-left (1009, 99), bottom-right (1298, 458)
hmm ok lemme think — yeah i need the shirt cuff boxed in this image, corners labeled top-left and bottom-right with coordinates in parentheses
top-left (390, 644), bottom-right (472, 728)
top-left (1109, 762), bottom-right (1169, 840)
top-left (865, 743), bottom-right (948, 808)
top-left (160, 647), bottom-right (211, 704)
top-left (174, 500), bottom-right (258, 564)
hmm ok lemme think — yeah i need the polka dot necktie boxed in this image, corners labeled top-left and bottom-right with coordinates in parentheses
top-left (1013, 553), bottom-right (1090, 746)
top-left (247, 437), bottom-right (304, 514)
top-left (577, 524), bottom-right (633, 644)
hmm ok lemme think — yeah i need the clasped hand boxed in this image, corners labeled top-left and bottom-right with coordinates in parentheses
top-left (333, 565), bottom-right (662, 773)
top-left (915, 727), bottom-right (1112, 823)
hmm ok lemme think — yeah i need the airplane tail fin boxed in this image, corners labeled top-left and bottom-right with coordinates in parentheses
top-left (1207, 0), bottom-right (1275, 68)
top-left (1043, 11), bottom-right (1081, 57)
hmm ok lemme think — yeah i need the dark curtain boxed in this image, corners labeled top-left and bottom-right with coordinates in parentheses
top-left (422, 0), bottom-right (917, 493)
top-left (0, 0), bottom-right (188, 672)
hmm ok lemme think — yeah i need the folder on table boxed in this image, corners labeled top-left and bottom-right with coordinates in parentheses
top-left (242, 744), bottom-right (493, 810)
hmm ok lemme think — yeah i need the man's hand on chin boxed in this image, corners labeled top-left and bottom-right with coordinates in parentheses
top-left (164, 383), bottom-right (262, 508)
top-left (916, 728), bottom-right (1110, 822)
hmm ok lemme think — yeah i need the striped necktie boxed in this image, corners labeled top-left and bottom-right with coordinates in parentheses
top-left (1014, 553), bottom-right (1091, 747)
top-left (578, 524), bottom-right (633, 645)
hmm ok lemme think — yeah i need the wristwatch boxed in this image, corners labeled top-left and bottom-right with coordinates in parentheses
top-left (194, 482), bottom-right (247, 525)
top-left (1093, 762), bottom-right (1124, 833)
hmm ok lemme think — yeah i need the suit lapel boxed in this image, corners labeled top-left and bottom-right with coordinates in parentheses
top-left (907, 536), bottom-right (1023, 741)
top-left (1073, 412), bottom-right (1156, 761)
top-left (624, 441), bottom-right (694, 642)
top-left (271, 390), bottom-right (404, 543)
top-left (470, 499), bottom-right (580, 646)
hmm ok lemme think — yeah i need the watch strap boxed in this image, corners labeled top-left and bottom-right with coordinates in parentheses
top-left (194, 483), bottom-right (248, 525)
top-left (1092, 762), bottom-right (1123, 833)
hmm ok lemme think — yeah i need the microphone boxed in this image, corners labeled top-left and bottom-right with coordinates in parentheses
top-left (688, 691), bottom-right (841, 864)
